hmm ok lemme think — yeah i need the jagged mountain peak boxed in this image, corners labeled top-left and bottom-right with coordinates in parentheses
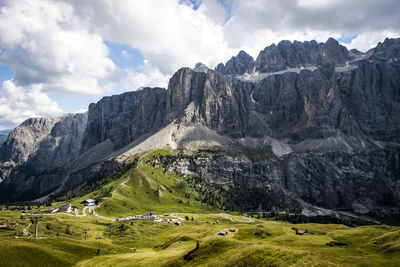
top-left (216, 37), bottom-right (357, 76)
top-left (215, 49), bottom-right (255, 75)
top-left (193, 62), bottom-right (209, 73)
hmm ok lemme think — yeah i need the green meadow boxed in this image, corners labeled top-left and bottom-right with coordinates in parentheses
top-left (0, 148), bottom-right (399, 266)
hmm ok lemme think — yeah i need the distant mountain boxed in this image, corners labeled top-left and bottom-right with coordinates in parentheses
top-left (0, 134), bottom-right (7, 146)
top-left (0, 37), bottom-right (399, 220)
top-left (0, 129), bottom-right (11, 146)
top-left (0, 130), bottom-right (11, 135)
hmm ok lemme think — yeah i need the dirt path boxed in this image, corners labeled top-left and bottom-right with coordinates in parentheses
top-left (217, 213), bottom-right (255, 223)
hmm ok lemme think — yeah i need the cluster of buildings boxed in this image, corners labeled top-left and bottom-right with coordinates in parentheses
top-left (43, 203), bottom-right (72, 213)
top-left (114, 211), bottom-right (184, 225)
top-left (42, 199), bottom-right (97, 214)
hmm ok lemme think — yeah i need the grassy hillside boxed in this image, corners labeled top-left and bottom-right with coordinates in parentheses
top-left (0, 147), bottom-right (399, 266)
top-left (73, 148), bottom-right (219, 217)
top-left (0, 209), bottom-right (399, 266)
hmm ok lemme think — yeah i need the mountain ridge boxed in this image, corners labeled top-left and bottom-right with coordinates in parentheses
top-left (0, 37), bottom-right (399, 219)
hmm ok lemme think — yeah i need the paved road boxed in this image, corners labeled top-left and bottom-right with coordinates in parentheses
top-left (217, 213), bottom-right (255, 223)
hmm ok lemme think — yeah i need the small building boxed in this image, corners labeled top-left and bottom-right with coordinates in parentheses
top-left (296, 229), bottom-right (307, 235)
top-left (229, 228), bottom-right (236, 232)
top-left (81, 199), bottom-right (96, 206)
top-left (218, 231), bottom-right (228, 236)
top-left (174, 221), bottom-right (182, 226)
top-left (22, 229), bottom-right (30, 237)
top-left (59, 203), bottom-right (72, 213)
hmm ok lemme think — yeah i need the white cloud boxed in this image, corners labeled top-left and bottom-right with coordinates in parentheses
top-left (222, 0), bottom-right (400, 55)
top-left (347, 31), bottom-right (400, 52)
top-left (198, 0), bottom-right (227, 25)
top-left (0, 0), bottom-right (116, 94)
top-left (120, 61), bottom-right (170, 93)
top-left (75, 108), bottom-right (88, 114)
top-left (0, 80), bottom-right (63, 127)
top-left (121, 50), bottom-right (131, 59)
top-left (68, 0), bottom-right (234, 74)
top-left (297, 0), bottom-right (346, 9)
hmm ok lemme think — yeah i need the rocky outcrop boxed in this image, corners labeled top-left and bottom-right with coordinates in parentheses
top-left (0, 113), bottom-right (87, 169)
top-left (0, 113), bottom-right (88, 199)
top-left (216, 51), bottom-right (255, 75)
top-left (80, 88), bottom-right (167, 153)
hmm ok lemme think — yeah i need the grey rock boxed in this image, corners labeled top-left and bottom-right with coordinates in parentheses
top-left (0, 113), bottom-right (87, 168)
top-left (216, 50), bottom-right (255, 75)
top-left (254, 38), bottom-right (351, 74)
top-left (0, 113), bottom-right (88, 198)
top-left (216, 38), bottom-right (352, 75)
top-left (193, 62), bottom-right (209, 73)
top-left (80, 88), bottom-right (167, 153)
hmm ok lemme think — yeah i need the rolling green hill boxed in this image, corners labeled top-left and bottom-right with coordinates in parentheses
top-left (0, 209), bottom-right (399, 266)
top-left (59, 148), bottom-right (220, 217)
top-left (0, 147), bottom-right (399, 266)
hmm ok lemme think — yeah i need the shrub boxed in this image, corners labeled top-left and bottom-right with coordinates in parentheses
top-left (254, 230), bottom-right (271, 238)
top-left (326, 241), bottom-right (348, 247)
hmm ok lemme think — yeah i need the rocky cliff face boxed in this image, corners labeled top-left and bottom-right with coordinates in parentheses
top-left (216, 38), bottom-right (354, 75)
top-left (0, 38), bottom-right (399, 219)
top-left (216, 51), bottom-right (255, 75)
top-left (161, 145), bottom-right (399, 216)
top-left (0, 113), bottom-right (87, 169)
top-left (80, 88), bottom-right (167, 153)
top-left (0, 113), bottom-right (88, 199)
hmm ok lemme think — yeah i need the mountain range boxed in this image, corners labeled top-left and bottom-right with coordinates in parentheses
top-left (0, 37), bottom-right (399, 220)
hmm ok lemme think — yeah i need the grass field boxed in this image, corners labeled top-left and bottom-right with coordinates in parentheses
top-left (1, 210), bottom-right (399, 266)
top-left (0, 148), bottom-right (399, 266)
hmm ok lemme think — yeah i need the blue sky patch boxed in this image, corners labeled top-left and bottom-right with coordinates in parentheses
top-left (0, 65), bottom-right (14, 89)
top-left (338, 35), bottom-right (357, 44)
top-left (105, 41), bottom-right (144, 71)
top-left (180, 0), bottom-right (234, 22)
top-left (48, 92), bottom-right (101, 114)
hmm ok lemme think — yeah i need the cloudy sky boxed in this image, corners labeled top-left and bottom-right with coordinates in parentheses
top-left (0, 0), bottom-right (399, 130)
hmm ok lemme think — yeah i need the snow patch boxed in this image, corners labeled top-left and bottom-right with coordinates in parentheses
top-left (250, 91), bottom-right (256, 103)
top-left (236, 65), bottom-right (358, 83)
top-left (236, 67), bottom-right (317, 82)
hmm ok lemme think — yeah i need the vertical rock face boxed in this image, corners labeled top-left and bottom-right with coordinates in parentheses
top-left (31, 113), bottom-right (88, 172)
top-left (0, 117), bottom-right (62, 165)
top-left (0, 113), bottom-right (88, 197)
top-left (0, 113), bottom-right (87, 168)
top-left (80, 88), bottom-right (167, 153)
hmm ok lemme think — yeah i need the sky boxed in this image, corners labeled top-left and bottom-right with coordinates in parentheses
top-left (0, 0), bottom-right (399, 130)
